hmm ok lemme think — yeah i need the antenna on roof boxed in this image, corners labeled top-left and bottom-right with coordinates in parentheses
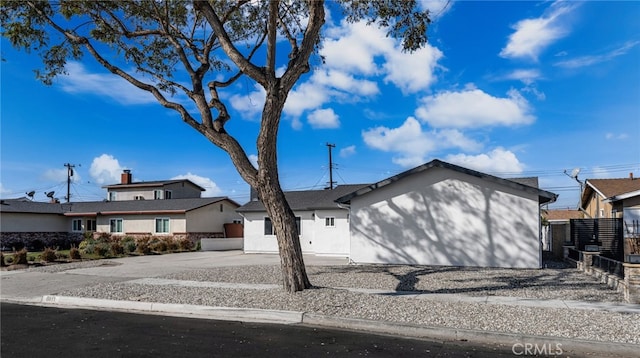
top-left (26, 191), bottom-right (35, 200)
top-left (564, 167), bottom-right (582, 184)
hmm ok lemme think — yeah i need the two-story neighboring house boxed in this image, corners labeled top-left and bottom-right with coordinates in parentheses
top-left (0, 170), bottom-right (242, 250)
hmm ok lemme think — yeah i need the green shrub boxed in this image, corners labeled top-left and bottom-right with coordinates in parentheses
top-left (136, 236), bottom-right (151, 254)
top-left (95, 243), bottom-right (110, 257)
top-left (196, 240), bottom-right (201, 251)
top-left (41, 247), bottom-right (57, 262)
top-left (70, 247), bottom-right (81, 260)
top-left (14, 248), bottom-right (28, 265)
top-left (149, 238), bottom-right (167, 252)
top-left (162, 236), bottom-right (178, 252)
top-left (121, 237), bottom-right (136, 253)
top-left (78, 238), bottom-right (95, 253)
top-left (110, 241), bottom-right (124, 256)
top-left (178, 238), bottom-right (194, 251)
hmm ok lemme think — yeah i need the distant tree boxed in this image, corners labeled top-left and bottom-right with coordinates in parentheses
top-left (1, 0), bottom-right (430, 292)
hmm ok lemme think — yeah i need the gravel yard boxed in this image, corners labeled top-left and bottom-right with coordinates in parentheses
top-left (54, 260), bottom-right (640, 344)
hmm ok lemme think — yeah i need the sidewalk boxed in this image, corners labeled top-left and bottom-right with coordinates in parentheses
top-left (2, 251), bottom-right (639, 357)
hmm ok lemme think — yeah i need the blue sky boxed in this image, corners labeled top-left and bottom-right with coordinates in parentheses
top-left (1, 1), bottom-right (639, 209)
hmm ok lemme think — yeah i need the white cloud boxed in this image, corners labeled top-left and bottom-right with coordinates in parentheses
top-left (339, 145), bottom-right (356, 158)
top-left (383, 44), bottom-right (443, 94)
top-left (605, 133), bottom-right (629, 140)
top-left (321, 21), bottom-right (394, 75)
top-left (229, 84), bottom-right (266, 120)
top-left (415, 88), bottom-right (535, 128)
top-left (363, 117), bottom-right (436, 167)
top-left (362, 117), bottom-right (482, 168)
top-left (554, 41), bottom-right (640, 69)
top-left (499, 2), bottom-right (575, 61)
top-left (60, 62), bottom-right (157, 105)
top-left (284, 80), bottom-right (331, 118)
top-left (0, 183), bottom-right (9, 195)
top-left (446, 148), bottom-right (525, 174)
top-left (501, 69), bottom-right (541, 85)
top-left (42, 168), bottom-right (81, 183)
top-left (307, 108), bottom-right (340, 129)
top-left (419, 0), bottom-right (454, 19)
top-left (172, 173), bottom-right (222, 197)
top-left (248, 154), bottom-right (259, 169)
top-left (89, 154), bottom-right (124, 185)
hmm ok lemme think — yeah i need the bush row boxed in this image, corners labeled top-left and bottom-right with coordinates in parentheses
top-left (79, 233), bottom-right (194, 257)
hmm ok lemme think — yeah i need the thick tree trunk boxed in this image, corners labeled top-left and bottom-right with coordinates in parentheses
top-left (257, 182), bottom-right (311, 292)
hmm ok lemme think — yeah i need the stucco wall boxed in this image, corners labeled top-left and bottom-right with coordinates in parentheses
top-left (0, 212), bottom-right (67, 232)
top-left (185, 201), bottom-right (241, 233)
top-left (349, 167), bottom-right (542, 268)
top-left (96, 214), bottom-right (186, 235)
top-left (242, 209), bottom-right (349, 255)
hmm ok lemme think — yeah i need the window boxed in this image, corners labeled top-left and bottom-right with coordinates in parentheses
top-left (220, 204), bottom-right (224, 212)
top-left (155, 218), bottom-right (170, 233)
top-left (154, 190), bottom-right (163, 200)
top-left (164, 190), bottom-right (172, 199)
top-left (72, 219), bottom-right (83, 232)
top-left (86, 219), bottom-right (97, 232)
top-left (264, 218), bottom-right (273, 235)
top-left (325, 217), bottom-right (335, 227)
top-left (264, 217), bottom-right (301, 236)
top-left (110, 218), bottom-right (123, 233)
top-left (108, 192), bottom-right (117, 201)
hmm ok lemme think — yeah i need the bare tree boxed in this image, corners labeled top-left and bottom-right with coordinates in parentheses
top-left (1, 0), bottom-right (430, 292)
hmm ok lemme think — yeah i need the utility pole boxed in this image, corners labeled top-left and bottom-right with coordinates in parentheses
top-left (64, 163), bottom-right (78, 203)
top-left (326, 143), bottom-right (336, 190)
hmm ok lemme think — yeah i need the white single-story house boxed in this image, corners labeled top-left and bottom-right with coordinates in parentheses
top-left (239, 160), bottom-right (557, 269)
top-left (237, 184), bottom-right (368, 256)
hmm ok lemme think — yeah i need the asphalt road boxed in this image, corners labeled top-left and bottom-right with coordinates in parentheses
top-left (1, 303), bottom-right (520, 358)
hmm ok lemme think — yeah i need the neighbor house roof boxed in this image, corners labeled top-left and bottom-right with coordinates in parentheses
top-left (236, 184), bottom-right (370, 213)
top-left (335, 159), bottom-right (558, 205)
top-left (0, 197), bottom-right (238, 216)
top-left (103, 179), bottom-right (205, 191)
top-left (0, 199), bottom-right (66, 214)
top-left (581, 178), bottom-right (640, 205)
top-left (545, 209), bottom-right (583, 221)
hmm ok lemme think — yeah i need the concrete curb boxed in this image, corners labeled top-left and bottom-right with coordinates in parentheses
top-left (3, 295), bottom-right (638, 357)
top-left (36, 295), bottom-right (304, 324)
top-left (302, 313), bottom-right (640, 357)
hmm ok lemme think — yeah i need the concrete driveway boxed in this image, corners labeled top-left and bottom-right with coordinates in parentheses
top-left (0, 251), bottom-right (347, 301)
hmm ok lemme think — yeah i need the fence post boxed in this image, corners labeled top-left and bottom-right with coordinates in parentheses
top-left (623, 263), bottom-right (640, 304)
top-left (582, 251), bottom-right (599, 274)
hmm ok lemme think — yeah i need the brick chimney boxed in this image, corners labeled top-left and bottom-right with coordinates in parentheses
top-left (121, 169), bottom-right (132, 184)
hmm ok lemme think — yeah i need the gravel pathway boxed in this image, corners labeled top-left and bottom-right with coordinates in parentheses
top-left (58, 263), bottom-right (640, 344)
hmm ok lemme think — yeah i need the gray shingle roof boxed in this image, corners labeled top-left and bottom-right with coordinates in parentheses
top-left (335, 160), bottom-right (557, 205)
top-left (103, 179), bottom-right (205, 191)
top-left (237, 184), bottom-right (370, 212)
top-left (1, 197), bottom-right (238, 215)
top-left (0, 199), bottom-right (66, 214)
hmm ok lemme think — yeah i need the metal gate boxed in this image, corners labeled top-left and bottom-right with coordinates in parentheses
top-left (570, 218), bottom-right (623, 261)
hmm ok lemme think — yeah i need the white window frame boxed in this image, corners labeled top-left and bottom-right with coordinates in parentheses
top-left (108, 192), bottom-right (117, 201)
top-left (72, 219), bottom-right (83, 232)
top-left (110, 218), bottom-right (123, 233)
top-left (154, 190), bottom-right (163, 200)
top-left (325, 216), bottom-right (336, 227)
top-left (164, 190), bottom-right (173, 199)
top-left (155, 217), bottom-right (170, 234)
